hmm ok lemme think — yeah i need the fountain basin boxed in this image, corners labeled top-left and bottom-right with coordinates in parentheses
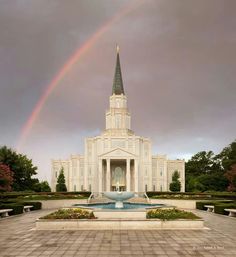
top-left (103, 192), bottom-right (135, 208)
top-left (73, 202), bottom-right (167, 210)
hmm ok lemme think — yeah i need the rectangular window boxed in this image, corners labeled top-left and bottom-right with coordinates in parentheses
top-left (81, 185), bottom-right (83, 191)
top-left (55, 171), bottom-right (57, 178)
top-left (74, 185), bottom-right (76, 192)
top-left (160, 185), bottom-right (162, 192)
top-left (89, 184), bottom-right (91, 192)
top-left (153, 185), bottom-right (155, 191)
top-left (145, 184), bottom-right (148, 192)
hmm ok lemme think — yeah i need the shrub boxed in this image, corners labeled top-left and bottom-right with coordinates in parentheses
top-left (21, 201), bottom-right (42, 210)
top-left (40, 208), bottom-right (95, 219)
top-left (214, 203), bottom-right (236, 215)
top-left (169, 171), bottom-right (181, 192)
top-left (146, 208), bottom-right (200, 220)
top-left (56, 168), bottom-right (67, 192)
top-left (0, 203), bottom-right (24, 215)
top-left (146, 191), bottom-right (236, 200)
top-left (196, 200), bottom-right (233, 210)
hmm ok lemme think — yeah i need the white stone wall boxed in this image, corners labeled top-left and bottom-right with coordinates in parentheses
top-left (51, 94), bottom-right (185, 193)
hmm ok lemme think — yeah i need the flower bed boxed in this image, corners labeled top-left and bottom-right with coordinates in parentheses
top-left (36, 208), bottom-right (204, 230)
top-left (146, 208), bottom-right (200, 220)
top-left (40, 208), bottom-right (95, 219)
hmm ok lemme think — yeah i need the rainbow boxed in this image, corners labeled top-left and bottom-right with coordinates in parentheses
top-left (16, 0), bottom-right (144, 150)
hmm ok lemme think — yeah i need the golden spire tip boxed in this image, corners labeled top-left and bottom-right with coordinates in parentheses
top-left (116, 44), bottom-right (120, 53)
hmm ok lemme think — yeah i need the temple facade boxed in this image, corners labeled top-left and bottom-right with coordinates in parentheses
top-left (51, 47), bottom-right (185, 193)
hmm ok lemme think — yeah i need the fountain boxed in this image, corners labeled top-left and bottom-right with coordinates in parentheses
top-left (103, 182), bottom-right (135, 208)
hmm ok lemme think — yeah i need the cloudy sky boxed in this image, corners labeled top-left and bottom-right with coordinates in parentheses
top-left (0, 0), bottom-right (235, 182)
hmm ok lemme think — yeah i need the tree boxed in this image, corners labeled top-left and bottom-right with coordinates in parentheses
top-left (197, 173), bottom-right (228, 192)
top-left (0, 163), bottom-right (14, 192)
top-left (0, 146), bottom-right (38, 191)
top-left (40, 181), bottom-right (51, 192)
top-left (185, 151), bottom-right (215, 177)
top-left (225, 164), bottom-right (236, 192)
top-left (169, 170), bottom-right (181, 192)
top-left (56, 168), bottom-right (67, 192)
top-left (218, 140), bottom-right (236, 171)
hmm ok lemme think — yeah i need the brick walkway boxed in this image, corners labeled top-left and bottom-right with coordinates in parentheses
top-left (0, 209), bottom-right (235, 257)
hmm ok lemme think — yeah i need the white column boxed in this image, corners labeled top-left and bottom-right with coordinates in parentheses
top-left (98, 159), bottom-right (103, 193)
top-left (84, 165), bottom-right (88, 191)
top-left (134, 159), bottom-right (138, 192)
top-left (126, 159), bottom-right (130, 191)
top-left (106, 159), bottom-right (110, 192)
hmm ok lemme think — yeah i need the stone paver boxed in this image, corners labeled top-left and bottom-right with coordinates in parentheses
top-left (0, 209), bottom-right (235, 257)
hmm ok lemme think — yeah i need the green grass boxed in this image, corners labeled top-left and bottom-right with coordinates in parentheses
top-left (40, 208), bottom-right (95, 219)
top-left (146, 208), bottom-right (200, 220)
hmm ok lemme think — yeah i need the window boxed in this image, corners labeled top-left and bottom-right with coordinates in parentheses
top-left (145, 184), bottom-right (148, 192)
top-left (153, 185), bottom-right (155, 191)
top-left (55, 171), bottom-right (57, 178)
top-left (81, 185), bottom-right (83, 191)
top-left (160, 168), bottom-right (163, 177)
top-left (74, 185), bottom-right (76, 192)
top-left (89, 184), bottom-right (91, 192)
top-left (160, 185), bottom-right (162, 192)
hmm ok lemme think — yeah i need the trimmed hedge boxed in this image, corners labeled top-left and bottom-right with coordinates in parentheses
top-left (0, 203), bottom-right (24, 215)
top-left (21, 201), bottom-right (42, 210)
top-left (146, 191), bottom-right (236, 200)
top-left (214, 204), bottom-right (236, 215)
top-left (196, 200), bottom-right (233, 210)
top-left (0, 199), bottom-right (42, 210)
top-left (0, 191), bottom-right (91, 200)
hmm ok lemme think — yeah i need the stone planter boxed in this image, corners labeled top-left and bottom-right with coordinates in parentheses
top-left (36, 218), bottom-right (204, 230)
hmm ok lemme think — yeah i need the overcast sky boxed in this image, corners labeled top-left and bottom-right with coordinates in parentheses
top-left (0, 0), bottom-right (235, 182)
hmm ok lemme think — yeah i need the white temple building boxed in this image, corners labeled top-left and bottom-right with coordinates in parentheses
top-left (51, 47), bottom-right (185, 193)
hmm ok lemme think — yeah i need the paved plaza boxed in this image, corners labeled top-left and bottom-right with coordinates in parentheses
top-left (0, 209), bottom-right (236, 257)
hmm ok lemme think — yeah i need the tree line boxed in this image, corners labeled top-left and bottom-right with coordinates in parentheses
top-left (0, 146), bottom-right (51, 192)
top-left (185, 140), bottom-right (236, 192)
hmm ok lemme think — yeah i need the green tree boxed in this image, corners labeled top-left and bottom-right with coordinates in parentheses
top-left (169, 170), bottom-right (181, 192)
top-left (225, 164), bottom-right (236, 192)
top-left (40, 181), bottom-right (51, 192)
top-left (0, 163), bottom-right (14, 192)
top-left (185, 151), bottom-right (215, 177)
top-left (0, 146), bottom-right (37, 191)
top-left (197, 173), bottom-right (228, 192)
top-left (56, 168), bottom-right (67, 192)
top-left (185, 150), bottom-right (228, 192)
top-left (218, 140), bottom-right (236, 171)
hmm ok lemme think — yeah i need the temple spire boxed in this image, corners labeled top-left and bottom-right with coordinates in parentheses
top-left (112, 45), bottom-right (125, 95)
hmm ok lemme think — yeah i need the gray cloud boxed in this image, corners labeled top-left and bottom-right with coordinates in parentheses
top-left (0, 0), bottom-right (235, 181)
